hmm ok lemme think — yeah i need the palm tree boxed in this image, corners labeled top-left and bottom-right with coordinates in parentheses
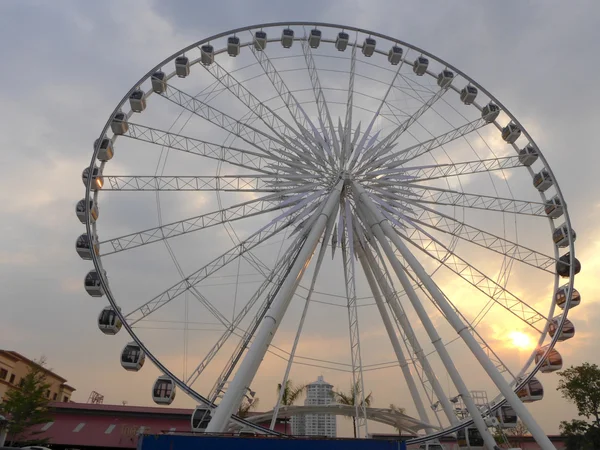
top-left (237, 397), bottom-right (259, 419)
top-left (276, 380), bottom-right (305, 434)
top-left (389, 403), bottom-right (406, 434)
top-left (333, 382), bottom-right (373, 438)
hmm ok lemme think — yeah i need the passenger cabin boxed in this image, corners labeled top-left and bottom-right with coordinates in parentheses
top-left (98, 306), bottom-right (122, 335)
top-left (94, 136), bottom-right (114, 162)
top-left (388, 46), bottom-right (403, 65)
top-left (200, 45), bottom-right (214, 65)
top-left (501, 122), bottom-right (521, 144)
top-left (75, 233), bottom-right (99, 260)
top-left (457, 427), bottom-right (484, 449)
top-left (535, 346), bottom-right (563, 373)
top-left (518, 144), bottom-right (538, 166)
top-left (533, 169), bottom-right (552, 192)
top-left (254, 31), bottom-right (267, 50)
top-left (545, 195), bottom-right (563, 219)
top-left (227, 36), bottom-right (240, 56)
top-left (555, 284), bottom-right (581, 309)
top-left (549, 316), bottom-right (575, 341)
top-left (556, 253), bottom-right (581, 278)
top-left (362, 37), bottom-right (376, 57)
top-left (437, 70), bottom-right (454, 88)
top-left (152, 375), bottom-right (176, 405)
top-left (413, 56), bottom-right (429, 76)
top-left (517, 377), bottom-right (544, 403)
top-left (82, 166), bottom-right (103, 191)
top-left (76, 199), bottom-right (98, 224)
top-left (151, 71), bottom-right (167, 94)
top-left (418, 443), bottom-right (443, 450)
top-left (175, 56), bottom-right (190, 77)
top-left (84, 269), bottom-right (106, 297)
top-left (308, 29), bottom-right (322, 48)
top-left (460, 85), bottom-right (478, 105)
top-left (238, 429), bottom-right (257, 437)
top-left (129, 89), bottom-right (146, 112)
top-left (121, 342), bottom-right (146, 371)
top-left (191, 407), bottom-right (212, 432)
top-left (481, 102), bottom-right (500, 123)
top-left (335, 32), bottom-right (349, 51)
top-left (496, 404), bottom-right (518, 429)
top-left (281, 29), bottom-right (294, 48)
top-left (553, 223), bottom-right (576, 248)
top-left (111, 110), bottom-right (128, 135)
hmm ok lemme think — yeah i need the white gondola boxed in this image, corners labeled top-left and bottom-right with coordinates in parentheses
top-left (553, 223), bottom-right (576, 248)
top-left (549, 316), bottom-right (575, 341)
top-left (362, 37), bottom-right (376, 57)
top-left (481, 102), bottom-right (500, 123)
top-left (555, 284), bottom-right (581, 309)
top-left (544, 195), bottom-right (563, 219)
top-left (308, 29), bottom-right (321, 48)
top-left (556, 253), bottom-right (581, 278)
top-left (94, 136), bottom-right (114, 162)
top-left (517, 377), bottom-right (544, 403)
top-left (387, 45), bottom-right (403, 65)
top-left (200, 45), bottom-right (214, 65)
top-left (418, 442), bottom-right (444, 450)
top-left (98, 306), bottom-right (122, 335)
top-left (191, 407), bottom-right (212, 432)
top-left (413, 56), bottom-right (429, 75)
top-left (254, 30), bottom-right (267, 50)
top-left (84, 269), bottom-right (106, 297)
top-left (227, 36), bottom-right (240, 56)
top-left (533, 169), bottom-right (552, 192)
top-left (501, 122), bottom-right (521, 143)
top-left (110, 110), bottom-right (128, 135)
top-left (75, 233), bottom-right (99, 260)
top-left (82, 166), bottom-right (104, 191)
top-left (460, 85), bottom-right (478, 105)
top-left (152, 375), bottom-right (176, 405)
top-left (535, 345), bottom-right (563, 373)
top-left (437, 69), bottom-right (454, 88)
top-left (129, 88), bottom-right (146, 112)
top-left (151, 71), bottom-right (167, 93)
top-left (121, 342), bottom-right (146, 371)
top-left (281, 28), bottom-right (294, 48)
top-left (496, 404), bottom-right (518, 429)
top-left (238, 429), bottom-right (257, 437)
top-left (76, 198), bottom-right (98, 224)
top-left (335, 31), bottom-right (349, 51)
top-left (457, 426), bottom-right (484, 449)
top-left (175, 56), bottom-right (190, 77)
top-left (518, 144), bottom-right (538, 166)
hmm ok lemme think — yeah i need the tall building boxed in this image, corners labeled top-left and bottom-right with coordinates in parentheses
top-left (291, 376), bottom-right (336, 437)
top-left (0, 350), bottom-right (75, 403)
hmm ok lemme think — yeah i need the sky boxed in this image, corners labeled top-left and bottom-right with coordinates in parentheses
top-left (1, 0), bottom-right (600, 440)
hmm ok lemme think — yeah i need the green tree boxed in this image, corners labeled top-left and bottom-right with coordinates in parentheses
top-left (333, 383), bottom-right (373, 438)
top-left (388, 403), bottom-right (406, 434)
top-left (237, 397), bottom-right (258, 419)
top-left (0, 357), bottom-right (52, 446)
top-left (493, 420), bottom-right (529, 448)
top-left (276, 380), bottom-right (305, 434)
top-left (557, 363), bottom-right (600, 449)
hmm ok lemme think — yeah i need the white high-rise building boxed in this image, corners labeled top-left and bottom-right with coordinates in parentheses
top-left (291, 375), bottom-right (337, 437)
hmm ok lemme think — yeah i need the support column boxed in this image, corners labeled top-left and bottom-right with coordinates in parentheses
top-left (353, 181), bottom-right (556, 450)
top-left (205, 180), bottom-right (344, 433)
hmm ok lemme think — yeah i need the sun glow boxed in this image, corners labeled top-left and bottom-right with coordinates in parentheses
top-left (508, 331), bottom-right (534, 350)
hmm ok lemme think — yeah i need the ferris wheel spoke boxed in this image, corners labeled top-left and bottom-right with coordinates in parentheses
top-left (389, 220), bottom-right (549, 331)
top-left (405, 185), bottom-right (547, 217)
top-left (101, 174), bottom-right (321, 192)
top-left (341, 35), bottom-right (358, 166)
top-left (186, 232), bottom-right (307, 390)
top-left (99, 190), bottom-right (314, 256)
top-left (124, 205), bottom-right (308, 325)
top-left (122, 122), bottom-right (276, 173)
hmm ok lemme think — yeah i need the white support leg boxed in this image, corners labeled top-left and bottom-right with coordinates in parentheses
top-left (205, 181), bottom-right (344, 433)
top-left (356, 242), bottom-right (433, 432)
top-left (353, 182), bottom-right (556, 450)
top-left (360, 238), bottom-right (458, 427)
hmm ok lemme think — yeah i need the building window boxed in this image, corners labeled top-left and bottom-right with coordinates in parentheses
top-left (53, 393), bottom-right (58, 400)
top-left (0, 369), bottom-right (7, 380)
top-left (9, 374), bottom-right (15, 384)
top-left (19, 378), bottom-right (25, 387)
top-left (63, 396), bottom-right (69, 402)
top-left (46, 390), bottom-right (50, 398)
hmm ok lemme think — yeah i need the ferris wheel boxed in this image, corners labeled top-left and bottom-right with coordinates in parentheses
top-left (77, 22), bottom-right (581, 449)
